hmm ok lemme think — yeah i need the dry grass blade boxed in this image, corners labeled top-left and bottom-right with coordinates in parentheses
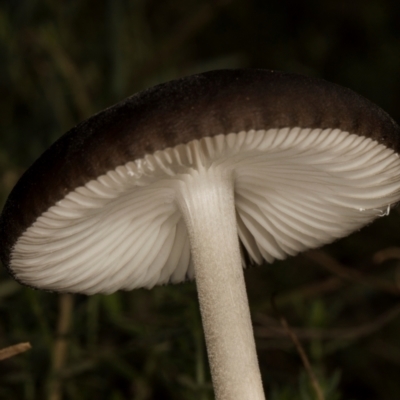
top-left (36, 25), bottom-right (93, 119)
top-left (0, 342), bottom-right (32, 361)
top-left (48, 293), bottom-right (74, 400)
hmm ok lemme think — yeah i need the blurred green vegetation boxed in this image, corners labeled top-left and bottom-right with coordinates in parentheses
top-left (1, 0), bottom-right (400, 399)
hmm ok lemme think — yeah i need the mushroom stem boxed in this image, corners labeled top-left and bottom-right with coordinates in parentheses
top-left (177, 166), bottom-right (266, 400)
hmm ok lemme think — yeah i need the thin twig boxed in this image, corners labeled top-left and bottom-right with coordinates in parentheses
top-left (0, 342), bottom-right (32, 361)
top-left (373, 247), bottom-right (400, 264)
top-left (260, 276), bottom-right (344, 312)
top-left (305, 250), bottom-right (400, 295)
top-left (255, 302), bottom-right (400, 341)
top-left (271, 298), bottom-right (325, 400)
top-left (368, 339), bottom-right (400, 365)
top-left (281, 318), bottom-right (325, 400)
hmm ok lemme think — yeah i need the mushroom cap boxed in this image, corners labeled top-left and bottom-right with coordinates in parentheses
top-left (1, 69), bottom-right (400, 293)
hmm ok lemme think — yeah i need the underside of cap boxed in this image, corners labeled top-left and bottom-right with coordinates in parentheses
top-left (1, 69), bottom-right (400, 273)
top-left (10, 128), bottom-right (400, 294)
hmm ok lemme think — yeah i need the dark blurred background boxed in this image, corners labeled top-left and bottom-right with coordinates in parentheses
top-left (1, 0), bottom-right (400, 399)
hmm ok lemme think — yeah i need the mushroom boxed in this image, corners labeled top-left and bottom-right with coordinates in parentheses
top-left (1, 69), bottom-right (400, 400)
